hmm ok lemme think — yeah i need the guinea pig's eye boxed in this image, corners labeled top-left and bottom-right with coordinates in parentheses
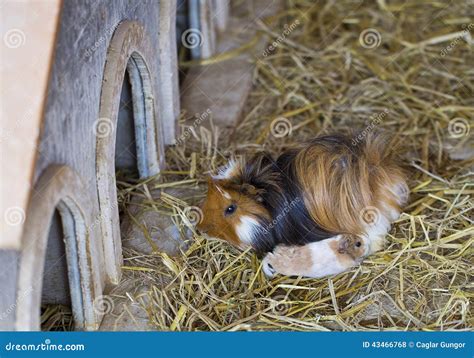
top-left (355, 241), bottom-right (362, 247)
top-left (224, 204), bottom-right (237, 216)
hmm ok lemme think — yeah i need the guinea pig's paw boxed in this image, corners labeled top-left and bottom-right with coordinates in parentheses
top-left (262, 254), bottom-right (277, 278)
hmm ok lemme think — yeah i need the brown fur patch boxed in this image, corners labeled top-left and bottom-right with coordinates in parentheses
top-left (337, 234), bottom-right (366, 260)
top-left (197, 178), bottom-right (271, 248)
top-left (329, 239), bottom-right (356, 267)
top-left (295, 134), bottom-right (407, 235)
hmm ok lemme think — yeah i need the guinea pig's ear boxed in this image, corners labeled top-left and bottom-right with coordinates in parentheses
top-left (205, 177), bottom-right (220, 195)
top-left (240, 183), bottom-right (266, 202)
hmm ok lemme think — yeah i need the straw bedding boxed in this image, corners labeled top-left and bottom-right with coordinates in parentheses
top-left (44, 0), bottom-right (473, 331)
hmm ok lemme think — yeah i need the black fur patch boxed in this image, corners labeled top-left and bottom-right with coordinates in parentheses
top-left (231, 150), bottom-right (334, 256)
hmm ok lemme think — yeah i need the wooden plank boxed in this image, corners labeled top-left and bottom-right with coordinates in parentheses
top-left (188, 0), bottom-right (216, 59)
top-left (213, 0), bottom-right (231, 32)
top-left (159, 0), bottom-right (181, 145)
top-left (0, 250), bottom-right (20, 330)
top-left (0, 0), bottom-right (61, 250)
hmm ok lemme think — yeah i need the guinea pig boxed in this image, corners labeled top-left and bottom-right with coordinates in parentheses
top-left (337, 234), bottom-right (367, 261)
top-left (262, 234), bottom-right (369, 278)
top-left (197, 133), bottom-right (408, 272)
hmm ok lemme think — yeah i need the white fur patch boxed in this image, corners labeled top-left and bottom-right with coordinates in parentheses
top-left (236, 216), bottom-right (261, 245)
top-left (306, 236), bottom-right (351, 277)
top-left (263, 235), bottom-right (361, 278)
top-left (213, 159), bottom-right (238, 180)
top-left (361, 180), bottom-right (408, 254)
top-left (362, 203), bottom-right (400, 254)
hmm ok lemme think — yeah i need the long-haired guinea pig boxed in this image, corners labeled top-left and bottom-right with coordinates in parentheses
top-left (197, 133), bottom-right (408, 276)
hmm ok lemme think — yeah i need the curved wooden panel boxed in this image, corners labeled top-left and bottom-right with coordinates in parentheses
top-left (16, 165), bottom-right (104, 331)
top-left (96, 20), bottom-right (165, 284)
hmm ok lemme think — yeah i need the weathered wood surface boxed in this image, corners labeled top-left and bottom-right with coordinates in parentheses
top-left (181, 0), bottom-right (282, 134)
top-left (159, 0), bottom-right (181, 145)
top-left (213, 0), bottom-right (231, 32)
top-left (96, 20), bottom-right (165, 285)
top-left (0, 0), bottom-right (61, 250)
top-left (4, 0), bottom-right (175, 331)
top-left (16, 165), bottom-right (104, 331)
top-left (0, 250), bottom-right (20, 330)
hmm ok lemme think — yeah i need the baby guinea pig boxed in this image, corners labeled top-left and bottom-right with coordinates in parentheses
top-left (197, 133), bottom-right (408, 272)
top-left (262, 234), bottom-right (369, 278)
top-left (337, 234), bottom-right (367, 262)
